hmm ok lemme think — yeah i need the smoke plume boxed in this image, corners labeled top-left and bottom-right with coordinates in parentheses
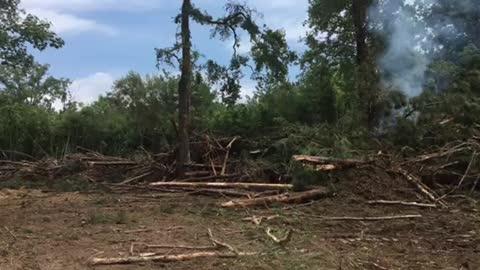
top-left (369, 0), bottom-right (441, 97)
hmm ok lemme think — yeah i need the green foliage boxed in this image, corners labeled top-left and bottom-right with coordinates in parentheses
top-left (0, 0), bottom-right (64, 68)
top-left (0, 62), bottom-right (70, 109)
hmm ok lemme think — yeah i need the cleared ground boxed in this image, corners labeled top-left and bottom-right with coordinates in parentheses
top-left (1, 171), bottom-right (479, 270)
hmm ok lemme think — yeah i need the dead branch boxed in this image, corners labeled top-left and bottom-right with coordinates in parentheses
top-left (221, 137), bottom-right (238, 175)
top-left (4, 226), bottom-right (17, 241)
top-left (181, 188), bottom-right (251, 198)
top-left (178, 173), bottom-right (239, 182)
top-left (208, 228), bottom-right (236, 253)
top-left (143, 244), bottom-right (216, 250)
top-left (150, 181), bottom-right (293, 191)
top-left (89, 251), bottom-right (256, 266)
top-left (117, 172), bottom-right (152, 185)
top-left (457, 151), bottom-right (477, 189)
top-left (367, 200), bottom-right (437, 208)
top-left (87, 161), bottom-right (137, 166)
top-left (405, 142), bottom-right (469, 164)
top-left (242, 215), bottom-right (280, 225)
top-left (396, 168), bottom-right (448, 207)
top-left (310, 214), bottom-right (422, 221)
top-left (221, 188), bottom-right (330, 208)
top-left (265, 227), bottom-right (292, 245)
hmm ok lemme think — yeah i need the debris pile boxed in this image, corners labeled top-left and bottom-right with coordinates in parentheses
top-left (1, 136), bottom-right (479, 210)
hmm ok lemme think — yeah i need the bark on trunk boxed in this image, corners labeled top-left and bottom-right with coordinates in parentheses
top-left (176, 0), bottom-right (193, 176)
top-left (352, 0), bottom-right (376, 128)
top-left (352, 0), bottom-right (369, 66)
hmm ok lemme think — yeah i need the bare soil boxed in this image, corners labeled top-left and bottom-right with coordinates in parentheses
top-left (0, 171), bottom-right (479, 270)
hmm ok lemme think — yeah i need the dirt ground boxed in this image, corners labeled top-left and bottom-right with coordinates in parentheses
top-left (1, 172), bottom-right (479, 270)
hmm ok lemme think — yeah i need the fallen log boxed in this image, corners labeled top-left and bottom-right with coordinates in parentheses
top-left (292, 155), bottom-right (365, 171)
top-left (89, 251), bottom-right (256, 266)
top-left (367, 200), bottom-right (437, 208)
top-left (150, 181), bottom-right (293, 191)
top-left (221, 188), bottom-right (329, 208)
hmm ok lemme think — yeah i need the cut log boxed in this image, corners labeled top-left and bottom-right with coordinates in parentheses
top-left (221, 188), bottom-right (329, 208)
top-left (292, 155), bottom-right (365, 171)
top-left (150, 181), bottom-right (293, 191)
top-left (89, 251), bottom-right (256, 266)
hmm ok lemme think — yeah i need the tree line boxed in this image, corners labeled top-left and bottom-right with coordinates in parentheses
top-left (1, 0), bottom-right (479, 174)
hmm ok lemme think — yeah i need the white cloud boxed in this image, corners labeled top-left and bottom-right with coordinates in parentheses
top-left (21, 0), bottom-right (162, 12)
top-left (68, 73), bottom-right (115, 104)
top-left (20, 0), bottom-right (151, 35)
top-left (253, 0), bottom-right (308, 10)
top-left (29, 8), bottom-right (117, 35)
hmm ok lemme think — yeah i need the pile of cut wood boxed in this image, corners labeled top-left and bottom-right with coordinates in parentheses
top-left (1, 136), bottom-right (478, 209)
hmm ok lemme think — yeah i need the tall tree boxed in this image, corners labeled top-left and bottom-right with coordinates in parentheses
top-left (0, 0), bottom-right (64, 69)
top-left (176, 0), bottom-right (193, 175)
top-left (157, 0), bottom-right (295, 175)
top-left (305, 0), bottom-right (379, 127)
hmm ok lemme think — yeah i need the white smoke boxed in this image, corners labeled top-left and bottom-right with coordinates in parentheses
top-left (369, 0), bottom-right (439, 97)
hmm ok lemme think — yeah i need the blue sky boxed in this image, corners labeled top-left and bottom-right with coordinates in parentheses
top-left (21, 0), bottom-right (309, 104)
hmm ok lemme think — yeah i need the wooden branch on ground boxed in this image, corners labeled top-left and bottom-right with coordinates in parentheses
top-left (150, 181), bottom-right (293, 191)
top-left (208, 228), bottom-right (236, 253)
top-left (265, 227), bottom-right (292, 245)
top-left (221, 188), bottom-right (329, 208)
top-left (242, 215), bottom-right (280, 225)
top-left (181, 188), bottom-right (251, 198)
top-left (178, 173), bottom-right (239, 182)
top-left (87, 161), bottom-right (137, 166)
top-left (143, 244), bottom-right (216, 250)
top-left (396, 168), bottom-right (448, 207)
top-left (311, 214), bottom-right (422, 221)
top-left (117, 172), bottom-right (152, 185)
top-left (89, 251), bottom-right (256, 266)
top-left (188, 163), bottom-right (222, 170)
top-left (367, 200), bottom-right (437, 208)
top-left (405, 143), bottom-right (469, 164)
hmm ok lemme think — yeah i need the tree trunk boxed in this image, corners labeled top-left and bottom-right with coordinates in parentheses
top-left (352, 0), bottom-right (377, 128)
top-left (176, 0), bottom-right (193, 176)
top-left (352, 0), bottom-right (369, 66)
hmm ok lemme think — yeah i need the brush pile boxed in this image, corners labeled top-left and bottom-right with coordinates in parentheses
top-left (1, 135), bottom-right (479, 208)
top-left (0, 136), bottom-right (244, 184)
